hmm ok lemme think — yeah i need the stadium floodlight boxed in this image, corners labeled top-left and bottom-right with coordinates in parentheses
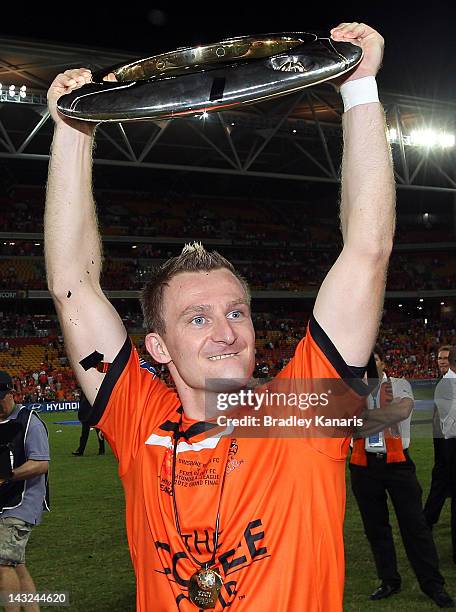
top-left (0, 83), bottom-right (39, 104)
top-left (438, 133), bottom-right (455, 148)
top-left (409, 128), bottom-right (455, 148)
top-left (398, 303), bottom-right (403, 307)
top-left (388, 126), bottom-right (454, 149)
top-left (419, 298), bottom-right (424, 302)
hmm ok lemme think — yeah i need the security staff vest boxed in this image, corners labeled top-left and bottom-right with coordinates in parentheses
top-left (0, 407), bottom-right (50, 512)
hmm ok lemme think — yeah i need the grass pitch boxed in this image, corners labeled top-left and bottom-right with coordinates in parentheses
top-left (25, 412), bottom-right (455, 611)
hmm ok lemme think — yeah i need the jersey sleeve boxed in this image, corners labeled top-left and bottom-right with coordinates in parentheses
top-left (81, 336), bottom-right (180, 475)
top-left (276, 315), bottom-right (371, 460)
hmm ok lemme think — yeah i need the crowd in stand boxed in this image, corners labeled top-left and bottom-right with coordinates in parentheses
top-left (2, 189), bottom-right (456, 294)
top-left (9, 366), bottom-right (79, 405)
top-left (378, 319), bottom-right (456, 378)
top-left (1, 311), bottom-right (455, 403)
top-left (2, 189), bottom-right (456, 402)
top-left (0, 314), bottom-right (56, 338)
top-left (0, 335), bottom-right (76, 404)
top-left (0, 194), bottom-right (305, 243)
top-left (2, 249), bottom-right (456, 292)
top-left (0, 202), bottom-right (37, 233)
top-left (1, 190), bottom-right (455, 246)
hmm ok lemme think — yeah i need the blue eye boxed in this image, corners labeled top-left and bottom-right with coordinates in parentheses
top-left (228, 310), bottom-right (242, 319)
top-left (191, 316), bottom-right (206, 326)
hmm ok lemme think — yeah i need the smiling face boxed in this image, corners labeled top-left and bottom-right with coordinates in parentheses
top-left (145, 268), bottom-right (256, 407)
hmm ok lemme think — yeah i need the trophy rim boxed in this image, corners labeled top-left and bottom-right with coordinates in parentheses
top-left (92, 32), bottom-right (323, 83)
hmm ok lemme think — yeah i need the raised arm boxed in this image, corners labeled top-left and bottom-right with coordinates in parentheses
top-left (45, 69), bottom-right (127, 405)
top-left (313, 23), bottom-right (395, 367)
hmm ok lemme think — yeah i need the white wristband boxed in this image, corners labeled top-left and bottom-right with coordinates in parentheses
top-left (340, 76), bottom-right (379, 112)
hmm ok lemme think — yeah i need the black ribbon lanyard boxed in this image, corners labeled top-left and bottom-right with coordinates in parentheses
top-left (171, 413), bottom-right (230, 569)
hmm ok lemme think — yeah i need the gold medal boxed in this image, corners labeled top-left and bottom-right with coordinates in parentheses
top-left (188, 568), bottom-right (223, 609)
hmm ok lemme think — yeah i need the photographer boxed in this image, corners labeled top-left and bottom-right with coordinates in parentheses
top-left (0, 372), bottom-right (50, 612)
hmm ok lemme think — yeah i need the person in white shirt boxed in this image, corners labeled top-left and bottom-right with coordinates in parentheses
top-left (424, 345), bottom-right (452, 529)
top-left (434, 347), bottom-right (456, 564)
top-left (349, 346), bottom-right (453, 608)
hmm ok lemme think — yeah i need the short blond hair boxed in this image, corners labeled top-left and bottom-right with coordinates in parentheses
top-left (140, 242), bottom-right (250, 335)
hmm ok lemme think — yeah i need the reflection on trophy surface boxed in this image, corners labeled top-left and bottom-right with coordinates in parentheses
top-left (57, 32), bottom-right (363, 122)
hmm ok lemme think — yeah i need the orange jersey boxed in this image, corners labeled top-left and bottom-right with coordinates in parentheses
top-left (90, 317), bottom-right (368, 611)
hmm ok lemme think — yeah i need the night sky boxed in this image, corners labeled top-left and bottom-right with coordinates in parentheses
top-left (1, 3), bottom-right (456, 99)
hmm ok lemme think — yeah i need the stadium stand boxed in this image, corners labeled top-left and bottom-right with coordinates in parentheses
top-left (1, 309), bottom-right (455, 403)
top-left (2, 187), bottom-right (456, 402)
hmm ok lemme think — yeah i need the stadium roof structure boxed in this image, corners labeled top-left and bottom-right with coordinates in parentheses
top-left (1, 37), bottom-right (456, 194)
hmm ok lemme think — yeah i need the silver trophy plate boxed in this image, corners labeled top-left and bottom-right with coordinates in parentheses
top-left (57, 32), bottom-right (362, 122)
